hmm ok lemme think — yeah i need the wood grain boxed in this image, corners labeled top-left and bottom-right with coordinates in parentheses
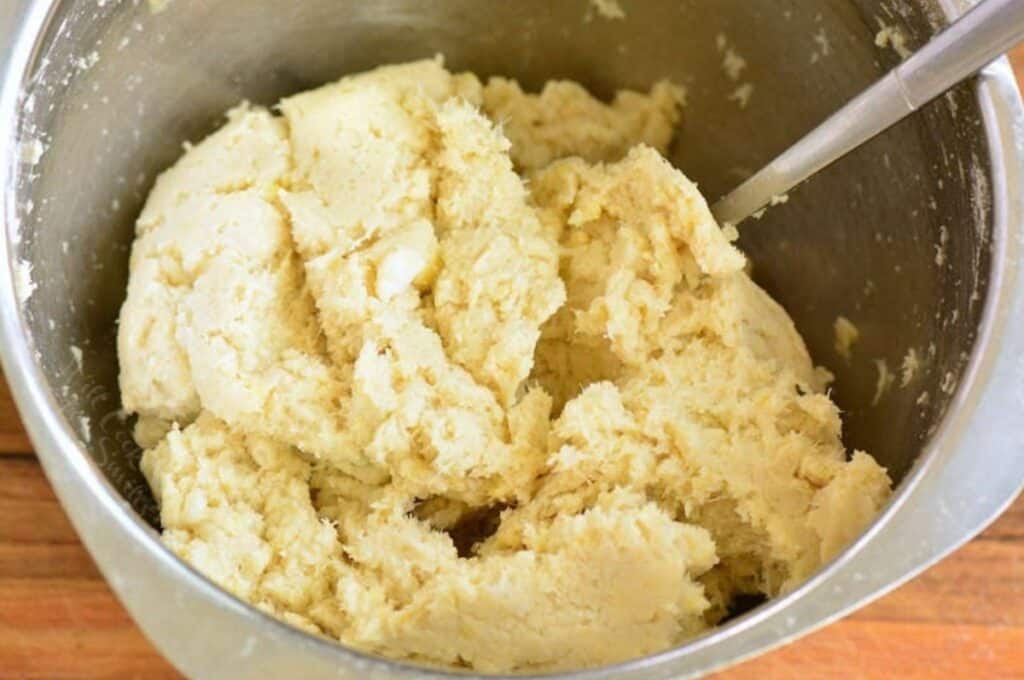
top-left (0, 378), bottom-right (31, 455)
top-left (0, 457), bottom-right (179, 679)
top-left (1012, 42), bottom-right (1024, 84)
top-left (1, 43), bottom-right (1023, 680)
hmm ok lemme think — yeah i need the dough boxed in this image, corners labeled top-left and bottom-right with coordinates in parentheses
top-left (121, 57), bottom-right (891, 673)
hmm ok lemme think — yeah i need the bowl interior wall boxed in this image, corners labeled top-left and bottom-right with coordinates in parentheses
top-left (9, 0), bottom-right (992, 527)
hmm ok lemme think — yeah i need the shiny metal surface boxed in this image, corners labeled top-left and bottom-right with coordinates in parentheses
top-left (0, 1), bottom-right (1021, 678)
top-left (713, 0), bottom-right (1024, 224)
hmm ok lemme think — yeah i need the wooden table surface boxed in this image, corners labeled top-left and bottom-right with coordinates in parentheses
top-left (3, 47), bottom-right (1024, 680)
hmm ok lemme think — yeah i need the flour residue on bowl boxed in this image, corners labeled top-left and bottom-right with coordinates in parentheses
top-left (13, 260), bottom-right (36, 307)
top-left (810, 28), bottom-right (831, 64)
top-left (587, 0), bottom-right (625, 21)
top-left (874, 21), bottom-right (911, 60)
top-left (834, 316), bottom-right (860, 361)
top-left (715, 33), bottom-right (755, 109)
top-left (934, 225), bottom-right (949, 266)
top-left (19, 138), bottom-right (45, 166)
top-left (716, 34), bottom-right (747, 81)
top-left (71, 51), bottom-right (100, 73)
top-left (78, 416), bottom-right (91, 443)
top-left (70, 345), bottom-right (84, 371)
top-left (872, 358), bottom-right (894, 405)
top-left (900, 347), bottom-right (921, 387)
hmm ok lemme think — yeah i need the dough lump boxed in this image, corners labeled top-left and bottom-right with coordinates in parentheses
top-left (121, 57), bottom-right (891, 673)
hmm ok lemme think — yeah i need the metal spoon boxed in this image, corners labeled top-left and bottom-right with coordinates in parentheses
top-left (711, 0), bottom-right (1024, 225)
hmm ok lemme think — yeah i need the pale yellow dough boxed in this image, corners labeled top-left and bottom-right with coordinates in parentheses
top-left (121, 58), bottom-right (891, 673)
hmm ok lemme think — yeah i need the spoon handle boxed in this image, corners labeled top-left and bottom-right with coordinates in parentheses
top-left (711, 0), bottom-right (1024, 225)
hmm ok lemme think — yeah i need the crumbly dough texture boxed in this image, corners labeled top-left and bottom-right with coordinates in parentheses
top-left (121, 58), bottom-right (891, 673)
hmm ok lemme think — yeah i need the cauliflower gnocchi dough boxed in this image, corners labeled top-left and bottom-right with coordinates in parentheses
top-left (120, 58), bottom-right (891, 672)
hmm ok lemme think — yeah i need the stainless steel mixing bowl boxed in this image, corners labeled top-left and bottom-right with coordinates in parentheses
top-left (0, 1), bottom-right (1022, 678)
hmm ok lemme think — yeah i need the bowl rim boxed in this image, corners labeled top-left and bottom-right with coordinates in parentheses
top-left (1, 1), bottom-right (1022, 678)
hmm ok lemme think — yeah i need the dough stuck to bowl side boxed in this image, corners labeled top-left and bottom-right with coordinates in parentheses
top-left (120, 57), bottom-right (891, 673)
